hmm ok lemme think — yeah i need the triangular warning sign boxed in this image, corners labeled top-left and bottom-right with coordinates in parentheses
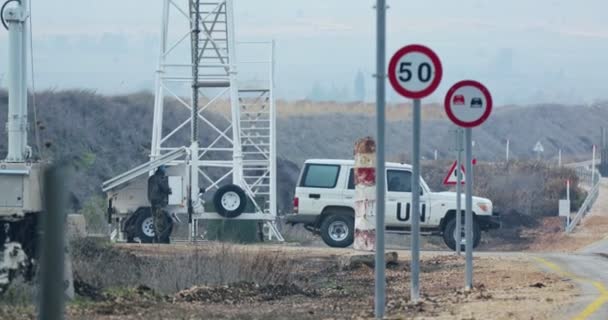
top-left (443, 161), bottom-right (466, 185)
top-left (533, 141), bottom-right (544, 153)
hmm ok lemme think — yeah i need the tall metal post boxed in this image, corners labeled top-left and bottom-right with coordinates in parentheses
top-left (189, 0), bottom-right (200, 144)
top-left (226, 0), bottom-right (244, 186)
top-left (269, 40), bottom-right (277, 219)
top-left (150, 0), bottom-right (170, 160)
top-left (505, 139), bottom-right (510, 162)
top-left (188, 0), bottom-right (202, 240)
top-left (465, 128), bottom-right (474, 290)
top-left (374, 0), bottom-right (386, 317)
top-left (39, 166), bottom-right (67, 320)
top-left (566, 179), bottom-right (571, 226)
top-left (4, 4), bottom-right (28, 162)
top-left (592, 144), bottom-right (596, 185)
top-left (558, 149), bottom-right (562, 167)
top-left (411, 98), bottom-right (422, 301)
top-left (456, 129), bottom-right (463, 255)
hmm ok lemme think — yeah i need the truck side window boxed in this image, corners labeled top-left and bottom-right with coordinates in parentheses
top-left (387, 170), bottom-right (412, 192)
top-left (347, 169), bottom-right (355, 189)
top-left (301, 164), bottom-right (340, 188)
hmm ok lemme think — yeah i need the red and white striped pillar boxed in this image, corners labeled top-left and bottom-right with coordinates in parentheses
top-left (353, 137), bottom-right (376, 251)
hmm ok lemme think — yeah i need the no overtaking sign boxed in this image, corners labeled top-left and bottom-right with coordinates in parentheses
top-left (444, 80), bottom-right (493, 128)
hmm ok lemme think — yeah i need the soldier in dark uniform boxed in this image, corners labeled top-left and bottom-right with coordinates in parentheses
top-left (147, 166), bottom-right (172, 243)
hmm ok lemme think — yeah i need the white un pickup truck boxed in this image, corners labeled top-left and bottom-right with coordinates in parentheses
top-left (286, 159), bottom-right (500, 250)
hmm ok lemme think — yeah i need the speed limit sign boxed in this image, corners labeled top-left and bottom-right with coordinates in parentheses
top-left (387, 44), bottom-right (443, 302)
top-left (388, 44), bottom-right (443, 99)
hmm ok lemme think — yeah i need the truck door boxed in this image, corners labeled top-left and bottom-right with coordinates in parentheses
top-left (386, 169), bottom-right (428, 226)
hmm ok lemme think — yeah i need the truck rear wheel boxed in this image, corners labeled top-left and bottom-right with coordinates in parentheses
top-left (443, 216), bottom-right (481, 251)
top-left (320, 214), bottom-right (354, 248)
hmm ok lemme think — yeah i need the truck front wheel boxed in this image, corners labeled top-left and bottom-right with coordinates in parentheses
top-left (320, 214), bottom-right (354, 248)
top-left (443, 217), bottom-right (481, 251)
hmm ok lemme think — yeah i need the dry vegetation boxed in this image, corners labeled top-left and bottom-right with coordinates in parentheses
top-left (0, 242), bottom-right (576, 320)
top-left (197, 99), bottom-right (448, 120)
top-left (0, 90), bottom-right (605, 220)
top-left (423, 160), bottom-right (587, 250)
top-left (70, 238), bottom-right (300, 295)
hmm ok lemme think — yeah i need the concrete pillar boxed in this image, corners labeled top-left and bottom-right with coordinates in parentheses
top-left (354, 137), bottom-right (376, 251)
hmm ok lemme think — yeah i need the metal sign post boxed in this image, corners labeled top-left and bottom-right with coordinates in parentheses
top-left (464, 127), bottom-right (474, 288)
top-left (411, 98), bottom-right (421, 299)
top-left (446, 131), bottom-right (464, 254)
top-left (374, 1), bottom-right (386, 317)
top-left (388, 44), bottom-right (442, 301)
top-left (592, 144), bottom-right (597, 185)
top-left (566, 180), bottom-right (571, 226)
top-left (456, 129), bottom-right (463, 255)
top-left (444, 80), bottom-right (493, 290)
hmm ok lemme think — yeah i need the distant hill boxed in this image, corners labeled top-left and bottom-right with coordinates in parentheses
top-left (277, 102), bottom-right (608, 166)
top-left (0, 90), bottom-right (605, 214)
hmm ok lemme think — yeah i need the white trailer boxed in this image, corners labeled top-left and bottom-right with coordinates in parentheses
top-left (102, 0), bottom-right (283, 243)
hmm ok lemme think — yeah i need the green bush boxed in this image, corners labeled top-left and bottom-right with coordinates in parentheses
top-left (80, 196), bottom-right (107, 234)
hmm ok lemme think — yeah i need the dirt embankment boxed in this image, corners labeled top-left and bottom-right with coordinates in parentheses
top-left (525, 178), bottom-right (608, 252)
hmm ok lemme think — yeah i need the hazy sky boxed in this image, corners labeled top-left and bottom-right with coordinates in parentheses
top-left (1, 0), bottom-right (608, 105)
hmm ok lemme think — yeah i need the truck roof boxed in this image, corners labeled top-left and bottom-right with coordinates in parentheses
top-left (304, 159), bottom-right (412, 170)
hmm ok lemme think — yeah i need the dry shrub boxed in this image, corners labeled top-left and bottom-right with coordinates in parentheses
top-left (422, 160), bottom-right (585, 228)
top-left (278, 220), bottom-right (319, 245)
top-left (71, 238), bottom-right (300, 295)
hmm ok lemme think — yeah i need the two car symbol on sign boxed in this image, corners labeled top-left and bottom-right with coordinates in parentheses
top-left (452, 95), bottom-right (483, 108)
top-left (453, 95), bottom-right (465, 105)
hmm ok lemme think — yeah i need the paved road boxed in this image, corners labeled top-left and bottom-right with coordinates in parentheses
top-left (534, 174), bottom-right (608, 320)
top-left (538, 251), bottom-right (608, 320)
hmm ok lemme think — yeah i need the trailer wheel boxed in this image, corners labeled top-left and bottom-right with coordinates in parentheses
top-left (214, 184), bottom-right (247, 218)
top-left (128, 208), bottom-right (173, 244)
top-left (134, 210), bottom-right (155, 243)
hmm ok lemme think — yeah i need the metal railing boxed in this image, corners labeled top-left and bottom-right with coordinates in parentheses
top-left (566, 169), bottom-right (601, 233)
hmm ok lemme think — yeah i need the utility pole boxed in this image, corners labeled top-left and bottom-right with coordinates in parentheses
top-left (374, 0), bottom-right (386, 318)
top-left (592, 144), bottom-right (597, 185)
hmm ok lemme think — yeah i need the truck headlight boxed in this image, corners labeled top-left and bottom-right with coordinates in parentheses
top-left (477, 203), bottom-right (490, 213)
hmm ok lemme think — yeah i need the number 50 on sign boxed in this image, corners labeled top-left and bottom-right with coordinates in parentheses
top-left (388, 44), bottom-right (443, 100)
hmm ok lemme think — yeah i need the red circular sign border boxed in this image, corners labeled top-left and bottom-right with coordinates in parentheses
top-left (444, 80), bottom-right (493, 128)
top-left (388, 44), bottom-right (443, 99)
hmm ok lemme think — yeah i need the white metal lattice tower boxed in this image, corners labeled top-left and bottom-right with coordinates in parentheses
top-left (149, 0), bottom-right (281, 239)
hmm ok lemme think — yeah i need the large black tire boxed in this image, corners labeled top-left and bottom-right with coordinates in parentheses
top-left (320, 214), bottom-right (354, 248)
top-left (443, 216), bottom-right (481, 251)
top-left (213, 184), bottom-right (247, 218)
top-left (133, 209), bottom-right (155, 243)
top-left (132, 208), bottom-right (173, 244)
